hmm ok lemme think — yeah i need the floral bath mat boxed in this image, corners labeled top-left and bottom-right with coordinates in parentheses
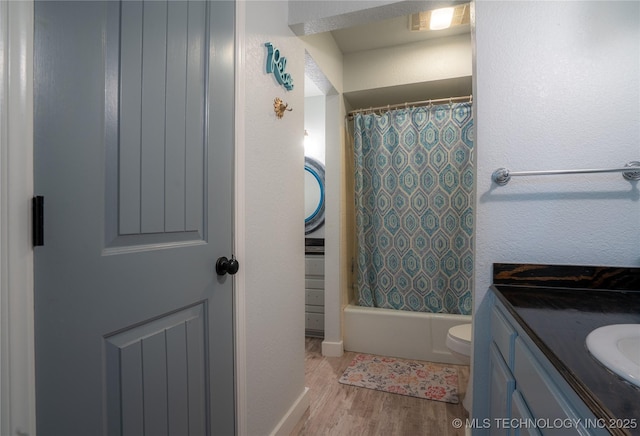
top-left (338, 354), bottom-right (459, 403)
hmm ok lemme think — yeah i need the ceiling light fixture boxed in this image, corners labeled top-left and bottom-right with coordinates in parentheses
top-left (429, 7), bottom-right (454, 30)
top-left (409, 4), bottom-right (470, 32)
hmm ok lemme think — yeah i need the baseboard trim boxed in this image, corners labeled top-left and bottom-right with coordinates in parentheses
top-left (321, 339), bottom-right (344, 357)
top-left (269, 387), bottom-right (310, 436)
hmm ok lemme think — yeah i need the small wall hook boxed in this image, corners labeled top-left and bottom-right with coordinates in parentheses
top-left (274, 97), bottom-right (293, 119)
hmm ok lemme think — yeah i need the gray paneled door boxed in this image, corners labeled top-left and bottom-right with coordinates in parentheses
top-left (33, 1), bottom-right (235, 435)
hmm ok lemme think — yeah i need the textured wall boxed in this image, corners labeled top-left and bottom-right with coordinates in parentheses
top-left (474, 1), bottom-right (640, 307)
top-left (242, 1), bottom-right (306, 433)
top-left (472, 1), bottom-right (640, 421)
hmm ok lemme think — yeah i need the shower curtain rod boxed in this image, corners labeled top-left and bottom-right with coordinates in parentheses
top-left (347, 94), bottom-right (472, 119)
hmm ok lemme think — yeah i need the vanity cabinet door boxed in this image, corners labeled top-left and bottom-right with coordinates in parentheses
top-left (491, 306), bottom-right (517, 369)
top-left (511, 390), bottom-right (542, 436)
top-left (490, 343), bottom-right (516, 436)
top-left (513, 338), bottom-right (584, 435)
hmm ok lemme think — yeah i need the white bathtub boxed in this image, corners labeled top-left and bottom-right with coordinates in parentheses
top-left (343, 304), bottom-right (472, 364)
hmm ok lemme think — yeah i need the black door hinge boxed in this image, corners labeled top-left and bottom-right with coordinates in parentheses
top-left (33, 196), bottom-right (44, 247)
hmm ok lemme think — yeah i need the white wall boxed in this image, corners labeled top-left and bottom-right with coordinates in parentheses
top-left (0, 2), bottom-right (35, 435)
top-left (301, 32), bottom-right (344, 94)
top-left (241, 1), bottom-right (307, 433)
top-left (472, 0), bottom-right (640, 422)
top-left (322, 92), bottom-right (346, 356)
top-left (300, 29), bottom-right (346, 356)
top-left (474, 0), bottom-right (640, 310)
top-left (343, 33), bottom-right (471, 93)
top-left (304, 95), bottom-right (326, 165)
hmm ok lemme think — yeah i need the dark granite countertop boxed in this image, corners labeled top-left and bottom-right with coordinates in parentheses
top-left (492, 264), bottom-right (640, 436)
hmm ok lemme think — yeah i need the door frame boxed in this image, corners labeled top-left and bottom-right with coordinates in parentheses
top-left (0, 1), bottom-right (248, 435)
top-left (0, 1), bottom-right (36, 435)
top-left (233, 0), bottom-right (248, 434)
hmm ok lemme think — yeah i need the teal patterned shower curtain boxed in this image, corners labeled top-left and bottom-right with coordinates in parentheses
top-left (353, 103), bottom-right (473, 315)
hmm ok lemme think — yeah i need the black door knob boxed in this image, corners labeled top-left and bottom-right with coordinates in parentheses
top-left (216, 255), bottom-right (239, 276)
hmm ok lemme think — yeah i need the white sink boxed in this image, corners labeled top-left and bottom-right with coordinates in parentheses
top-left (586, 324), bottom-right (640, 388)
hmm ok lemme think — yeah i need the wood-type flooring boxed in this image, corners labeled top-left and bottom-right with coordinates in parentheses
top-left (291, 337), bottom-right (470, 436)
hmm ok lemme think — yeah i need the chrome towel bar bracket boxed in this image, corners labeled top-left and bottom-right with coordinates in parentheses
top-left (492, 161), bottom-right (640, 186)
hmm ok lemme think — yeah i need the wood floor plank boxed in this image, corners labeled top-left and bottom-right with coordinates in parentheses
top-left (291, 337), bottom-right (469, 436)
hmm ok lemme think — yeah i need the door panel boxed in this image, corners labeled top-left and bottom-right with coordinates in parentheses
top-left (105, 304), bottom-right (207, 436)
top-left (34, 1), bottom-right (235, 435)
top-left (113, 0), bottom-right (206, 242)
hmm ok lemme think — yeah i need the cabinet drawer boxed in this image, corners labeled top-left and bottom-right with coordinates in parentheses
top-left (305, 312), bottom-right (324, 331)
top-left (514, 338), bottom-right (583, 435)
top-left (492, 306), bottom-right (517, 369)
top-left (511, 390), bottom-right (542, 436)
top-left (305, 289), bottom-right (324, 306)
top-left (305, 304), bottom-right (324, 314)
top-left (305, 256), bottom-right (324, 275)
top-left (305, 278), bottom-right (324, 290)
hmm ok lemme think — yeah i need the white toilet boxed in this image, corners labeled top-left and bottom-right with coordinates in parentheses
top-left (446, 323), bottom-right (473, 412)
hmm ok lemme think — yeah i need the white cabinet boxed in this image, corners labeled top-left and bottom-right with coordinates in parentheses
top-left (305, 255), bottom-right (324, 336)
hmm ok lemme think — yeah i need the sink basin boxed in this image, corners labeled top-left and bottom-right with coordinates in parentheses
top-left (586, 324), bottom-right (640, 388)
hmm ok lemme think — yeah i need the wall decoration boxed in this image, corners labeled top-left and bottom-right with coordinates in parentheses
top-left (273, 98), bottom-right (292, 119)
top-left (265, 42), bottom-right (294, 91)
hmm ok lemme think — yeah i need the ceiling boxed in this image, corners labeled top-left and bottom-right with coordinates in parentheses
top-left (330, 12), bottom-right (470, 55)
top-left (304, 6), bottom-right (472, 100)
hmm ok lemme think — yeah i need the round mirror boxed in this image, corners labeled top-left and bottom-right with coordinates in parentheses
top-left (304, 156), bottom-right (325, 234)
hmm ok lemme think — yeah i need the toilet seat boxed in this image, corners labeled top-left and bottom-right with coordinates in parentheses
top-left (446, 323), bottom-right (471, 356)
top-left (446, 323), bottom-right (473, 412)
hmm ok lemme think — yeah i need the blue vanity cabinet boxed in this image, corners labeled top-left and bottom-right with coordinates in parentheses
top-left (513, 335), bottom-right (586, 436)
top-left (511, 391), bottom-right (541, 436)
top-left (491, 307), bottom-right (517, 369)
top-left (489, 343), bottom-right (515, 436)
top-left (486, 291), bottom-right (610, 436)
top-left (489, 306), bottom-right (516, 436)
top-left (488, 304), bottom-right (517, 436)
